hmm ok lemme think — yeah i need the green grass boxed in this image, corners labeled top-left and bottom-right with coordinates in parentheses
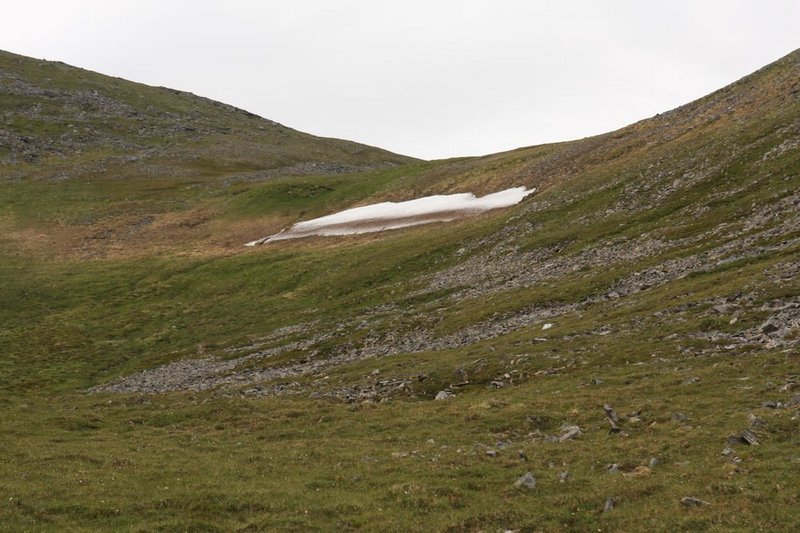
top-left (1, 48), bottom-right (799, 530)
top-left (2, 157), bottom-right (799, 530)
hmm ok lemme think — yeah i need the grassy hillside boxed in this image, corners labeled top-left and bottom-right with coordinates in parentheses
top-left (1, 49), bottom-right (799, 531)
top-left (0, 50), bottom-right (414, 176)
top-left (0, 49), bottom-right (417, 257)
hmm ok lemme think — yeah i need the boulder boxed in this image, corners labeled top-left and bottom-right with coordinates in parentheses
top-left (434, 390), bottom-right (453, 401)
top-left (513, 472), bottom-right (536, 489)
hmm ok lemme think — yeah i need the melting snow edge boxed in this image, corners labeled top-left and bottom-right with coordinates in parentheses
top-left (246, 186), bottom-right (535, 245)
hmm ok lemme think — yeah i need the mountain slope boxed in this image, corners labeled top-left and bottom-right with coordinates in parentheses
top-left (85, 47), bottom-right (800, 395)
top-left (1, 49), bottom-right (799, 531)
top-left (0, 49), bottom-right (419, 257)
top-left (0, 50), bottom-right (415, 180)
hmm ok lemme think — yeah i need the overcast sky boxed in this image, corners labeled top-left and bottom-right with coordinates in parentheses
top-left (2, 1), bottom-right (799, 159)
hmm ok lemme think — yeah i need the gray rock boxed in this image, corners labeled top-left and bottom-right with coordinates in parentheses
top-left (680, 496), bottom-right (711, 507)
top-left (513, 472), bottom-right (536, 489)
top-left (603, 404), bottom-right (622, 432)
top-left (741, 429), bottom-right (759, 446)
top-left (603, 497), bottom-right (615, 513)
top-left (672, 412), bottom-right (689, 422)
top-left (486, 449), bottom-right (498, 458)
top-left (626, 409), bottom-right (644, 424)
top-left (726, 430), bottom-right (759, 446)
top-left (713, 303), bottom-right (737, 314)
top-left (557, 470), bottom-right (570, 483)
top-left (748, 413), bottom-right (765, 427)
top-left (603, 404), bottom-right (620, 423)
top-left (434, 390), bottom-right (453, 401)
top-left (558, 425), bottom-right (582, 442)
top-left (759, 320), bottom-right (780, 334)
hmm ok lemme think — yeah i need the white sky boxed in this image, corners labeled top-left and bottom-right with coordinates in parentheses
top-left (2, 1), bottom-right (798, 160)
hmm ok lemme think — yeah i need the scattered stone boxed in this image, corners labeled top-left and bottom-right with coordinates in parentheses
top-left (513, 472), bottom-right (536, 489)
top-left (786, 394), bottom-right (800, 408)
top-left (626, 410), bottom-right (643, 424)
top-left (557, 470), bottom-right (570, 483)
top-left (727, 430), bottom-right (759, 446)
top-left (486, 449), bottom-right (498, 458)
top-left (518, 450), bottom-right (528, 462)
top-left (434, 390), bottom-right (453, 401)
top-left (680, 496), bottom-right (711, 507)
top-left (721, 447), bottom-right (734, 456)
top-left (603, 404), bottom-right (620, 423)
top-left (648, 457), bottom-right (660, 468)
top-left (558, 425), bottom-right (582, 442)
top-left (672, 412), bottom-right (689, 422)
top-left (603, 497), bottom-right (615, 513)
top-left (607, 463), bottom-right (620, 474)
top-left (748, 413), bottom-right (765, 427)
top-left (542, 323), bottom-right (554, 330)
top-left (590, 377), bottom-right (604, 385)
top-left (759, 320), bottom-right (780, 334)
top-left (741, 430), bottom-right (759, 446)
top-left (713, 303), bottom-right (738, 314)
top-left (603, 404), bottom-right (622, 433)
top-left (623, 466), bottom-right (652, 478)
top-left (682, 376), bottom-right (700, 385)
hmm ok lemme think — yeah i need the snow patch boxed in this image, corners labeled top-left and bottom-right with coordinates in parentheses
top-left (246, 186), bottom-right (535, 245)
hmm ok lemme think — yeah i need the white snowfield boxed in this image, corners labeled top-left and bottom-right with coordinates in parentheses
top-left (245, 186), bottom-right (535, 245)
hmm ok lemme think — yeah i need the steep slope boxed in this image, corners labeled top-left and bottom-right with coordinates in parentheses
top-left (391, 47), bottom-right (800, 197)
top-left (88, 48), bottom-right (800, 395)
top-left (0, 50), bottom-right (415, 181)
top-left (1, 49), bottom-right (799, 530)
top-left (0, 49), bottom-right (418, 257)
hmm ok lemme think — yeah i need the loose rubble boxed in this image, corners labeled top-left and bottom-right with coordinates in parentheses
top-left (513, 472), bottom-right (536, 490)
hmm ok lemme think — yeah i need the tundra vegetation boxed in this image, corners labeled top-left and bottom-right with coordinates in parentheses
top-left (1, 49), bottom-right (799, 531)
